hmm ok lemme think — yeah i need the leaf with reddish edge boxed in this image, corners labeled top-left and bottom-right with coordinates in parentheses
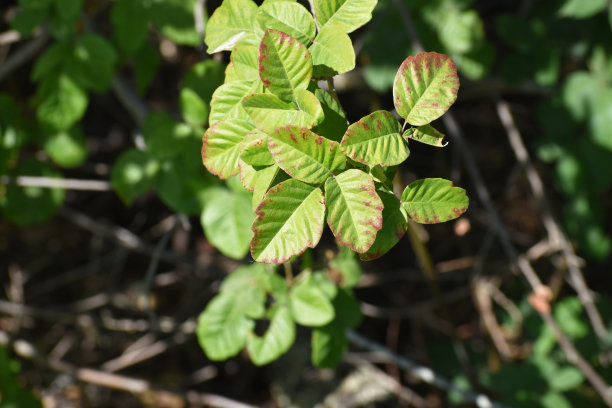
top-left (241, 130), bottom-right (274, 166)
top-left (360, 187), bottom-right (408, 261)
top-left (238, 159), bottom-right (256, 191)
top-left (403, 124), bottom-right (447, 147)
top-left (251, 179), bottom-right (325, 264)
top-left (393, 52), bottom-right (459, 126)
top-left (268, 125), bottom-right (346, 184)
top-left (325, 169), bottom-right (383, 253)
top-left (242, 93), bottom-right (317, 134)
top-left (401, 178), bottom-right (468, 224)
top-left (340, 110), bottom-right (408, 167)
top-left (259, 29), bottom-right (313, 102)
top-left (202, 119), bottom-right (254, 179)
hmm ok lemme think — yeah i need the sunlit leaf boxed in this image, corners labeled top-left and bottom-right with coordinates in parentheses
top-left (309, 24), bottom-right (355, 77)
top-left (242, 93), bottom-right (317, 133)
top-left (325, 169), bottom-right (383, 253)
top-left (340, 110), bottom-right (407, 166)
top-left (401, 178), bottom-right (468, 224)
top-left (256, 1), bottom-right (316, 46)
top-left (202, 119), bottom-right (254, 179)
top-left (209, 80), bottom-right (261, 125)
top-left (205, 0), bottom-right (258, 53)
top-left (251, 179), bottom-right (325, 264)
top-left (314, 0), bottom-right (377, 33)
top-left (403, 124), bottom-right (447, 147)
top-left (267, 125), bottom-right (345, 184)
top-left (393, 52), bottom-right (459, 126)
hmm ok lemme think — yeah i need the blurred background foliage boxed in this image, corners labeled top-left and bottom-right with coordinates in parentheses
top-left (1, 0), bottom-right (612, 406)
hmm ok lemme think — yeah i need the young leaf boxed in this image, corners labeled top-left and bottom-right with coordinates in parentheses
top-left (251, 164), bottom-right (289, 210)
top-left (313, 0), bottom-right (377, 33)
top-left (247, 305), bottom-right (296, 366)
top-left (309, 24), bottom-right (355, 78)
top-left (43, 125), bottom-right (88, 168)
top-left (256, 1), bottom-right (316, 46)
top-left (209, 80), bottom-right (260, 125)
top-left (111, 148), bottom-right (159, 205)
top-left (360, 188), bottom-right (408, 260)
top-left (241, 130), bottom-right (275, 166)
top-left (242, 93), bottom-right (318, 133)
top-left (259, 29), bottom-right (313, 102)
top-left (340, 110), bottom-right (408, 167)
top-left (325, 169), bottom-right (383, 253)
top-left (181, 60), bottom-right (226, 126)
top-left (36, 74), bottom-right (88, 131)
top-left (230, 42), bottom-right (260, 81)
top-left (393, 52), bottom-right (459, 126)
top-left (401, 178), bottom-right (468, 224)
top-left (403, 124), bottom-right (447, 147)
top-left (202, 119), bottom-right (254, 179)
top-left (289, 275), bottom-right (335, 326)
top-left (251, 179), bottom-right (325, 264)
top-left (313, 89), bottom-right (348, 142)
top-left (201, 188), bottom-right (254, 259)
top-left (205, 0), bottom-right (258, 53)
top-left (267, 125), bottom-right (345, 184)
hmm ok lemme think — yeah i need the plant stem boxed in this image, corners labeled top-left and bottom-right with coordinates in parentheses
top-left (283, 262), bottom-right (293, 286)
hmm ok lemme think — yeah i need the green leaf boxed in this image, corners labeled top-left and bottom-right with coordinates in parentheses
top-left (289, 274), bottom-right (335, 326)
top-left (67, 34), bottom-right (118, 92)
top-left (562, 71), bottom-right (596, 122)
top-left (133, 43), bottom-right (161, 94)
top-left (150, 0), bottom-right (200, 46)
top-left (11, 8), bottom-right (48, 36)
top-left (181, 60), bottom-right (226, 126)
top-left (201, 188), bottom-right (254, 259)
top-left (312, 323), bottom-right (346, 367)
top-left (540, 392), bottom-right (572, 408)
top-left (209, 80), bottom-right (260, 125)
top-left (247, 305), bottom-right (296, 365)
top-left (205, 0), bottom-right (259, 53)
top-left (294, 90), bottom-right (324, 126)
top-left (401, 178), bottom-right (468, 224)
top-left (333, 288), bottom-right (362, 328)
top-left (267, 125), bottom-right (345, 184)
top-left (238, 160), bottom-right (257, 191)
top-left (36, 74), bottom-right (88, 131)
top-left (42, 125), bottom-right (87, 168)
top-left (325, 169), bottom-right (383, 253)
top-left (31, 42), bottom-right (71, 82)
top-left (393, 52), bottom-right (459, 126)
top-left (590, 87), bottom-right (612, 151)
top-left (251, 164), bottom-right (289, 210)
top-left (340, 110), bottom-right (407, 167)
top-left (111, 148), bottom-right (159, 205)
top-left (314, 0), bottom-right (377, 33)
top-left (403, 124), bottom-right (447, 147)
top-left (242, 93), bottom-right (318, 133)
top-left (360, 188), bottom-right (408, 260)
top-left (1, 159), bottom-right (65, 225)
top-left (559, 0), bottom-right (607, 19)
top-left (111, 0), bottom-right (150, 55)
top-left (554, 296), bottom-right (589, 339)
top-left (197, 293), bottom-right (256, 361)
top-left (256, 1), bottom-right (316, 46)
top-left (202, 119), bottom-right (254, 179)
top-left (241, 130), bottom-right (275, 166)
top-left (309, 24), bottom-right (355, 77)
top-left (259, 29), bottom-right (313, 102)
top-left (329, 247), bottom-right (362, 287)
top-left (230, 42), bottom-right (260, 81)
top-left (54, 0), bottom-right (81, 22)
top-left (251, 179), bottom-right (325, 264)
top-left (143, 112), bottom-right (196, 160)
top-left (548, 366), bottom-right (584, 391)
top-left (312, 89), bottom-right (348, 142)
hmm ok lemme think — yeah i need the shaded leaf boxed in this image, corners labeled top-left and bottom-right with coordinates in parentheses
top-left (111, 0), bottom-right (150, 54)
top-left (247, 305), bottom-right (295, 365)
top-left (36, 74), bottom-right (88, 131)
top-left (143, 112), bottom-right (196, 160)
top-left (42, 125), bottom-right (87, 168)
top-left (393, 52), bottom-right (459, 126)
top-left (401, 178), bottom-right (468, 224)
top-left (289, 274), bottom-right (335, 326)
top-left (325, 169), bottom-right (383, 253)
top-left (251, 179), bottom-right (325, 264)
top-left (150, 0), bottom-right (200, 46)
top-left (312, 322), bottom-right (346, 367)
top-left (111, 148), bottom-right (159, 205)
top-left (313, 88), bottom-right (348, 142)
top-left (67, 34), bottom-right (117, 92)
top-left (251, 164), bottom-right (289, 210)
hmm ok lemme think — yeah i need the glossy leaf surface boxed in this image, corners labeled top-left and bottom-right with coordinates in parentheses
top-left (205, 0), bottom-right (258, 53)
top-left (256, 2), bottom-right (316, 46)
top-left (401, 178), bottom-right (468, 224)
top-left (314, 0), bottom-right (377, 33)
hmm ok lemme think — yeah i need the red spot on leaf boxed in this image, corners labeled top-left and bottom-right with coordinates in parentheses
top-left (315, 136), bottom-right (322, 145)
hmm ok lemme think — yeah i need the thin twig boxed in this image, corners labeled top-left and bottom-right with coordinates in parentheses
top-left (1, 175), bottom-right (111, 191)
top-left (346, 329), bottom-right (511, 408)
top-left (0, 29), bottom-right (49, 82)
top-left (496, 99), bottom-right (609, 347)
top-left (0, 30), bottom-right (21, 45)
